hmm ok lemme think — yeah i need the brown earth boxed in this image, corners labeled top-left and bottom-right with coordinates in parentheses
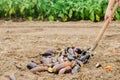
top-left (0, 20), bottom-right (120, 80)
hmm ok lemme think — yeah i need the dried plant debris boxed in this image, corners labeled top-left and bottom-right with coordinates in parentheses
top-left (27, 47), bottom-right (90, 74)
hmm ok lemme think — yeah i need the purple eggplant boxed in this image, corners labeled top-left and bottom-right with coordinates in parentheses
top-left (31, 66), bottom-right (48, 73)
top-left (74, 47), bottom-right (82, 54)
top-left (78, 52), bottom-right (90, 63)
top-left (72, 64), bottom-right (80, 74)
top-left (41, 56), bottom-right (53, 66)
top-left (57, 55), bottom-right (64, 63)
top-left (67, 48), bottom-right (76, 61)
top-left (27, 62), bottom-right (38, 69)
top-left (52, 61), bottom-right (73, 72)
top-left (64, 47), bottom-right (71, 53)
top-left (58, 66), bottom-right (72, 74)
top-left (76, 59), bottom-right (83, 66)
top-left (42, 49), bottom-right (56, 56)
top-left (61, 51), bottom-right (67, 56)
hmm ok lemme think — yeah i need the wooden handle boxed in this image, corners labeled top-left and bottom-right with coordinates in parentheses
top-left (90, 2), bottom-right (119, 51)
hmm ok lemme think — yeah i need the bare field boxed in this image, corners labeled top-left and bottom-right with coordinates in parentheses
top-left (0, 21), bottom-right (120, 80)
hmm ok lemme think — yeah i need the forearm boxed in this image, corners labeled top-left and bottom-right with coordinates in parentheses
top-left (107, 0), bottom-right (116, 10)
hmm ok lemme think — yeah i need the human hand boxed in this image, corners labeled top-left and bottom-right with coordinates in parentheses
top-left (104, 9), bottom-right (114, 22)
top-left (115, 0), bottom-right (120, 7)
top-left (115, 0), bottom-right (120, 2)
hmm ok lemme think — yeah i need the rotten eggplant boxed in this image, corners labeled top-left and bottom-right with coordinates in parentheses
top-left (80, 50), bottom-right (87, 56)
top-left (78, 52), bottom-right (90, 63)
top-left (28, 47), bottom-right (91, 75)
top-left (52, 61), bottom-right (73, 72)
top-left (67, 48), bottom-right (76, 61)
top-left (76, 59), bottom-right (83, 67)
top-left (72, 64), bottom-right (80, 74)
top-left (74, 47), bottom-right (82, 54)
top-left (57, 55), bottom-right (64, 63)
top-left (64, 47), bottom-right (71, 53)
top-left (58, 66), bottom-right (72, 74)
top-left (27, 61), bottom-right (38, 69)
top-left (42, 49), bottom-right (56, 56)
top-left (61, 51), bottom-right (67, 56)
top-left (41, 56), bottom-right (53, 66)
top-left (30, 66), bottom-right (48, 73)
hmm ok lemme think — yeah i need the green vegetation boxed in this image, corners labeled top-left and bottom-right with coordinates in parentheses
top-left (0, 0), bottom-right (120, 21)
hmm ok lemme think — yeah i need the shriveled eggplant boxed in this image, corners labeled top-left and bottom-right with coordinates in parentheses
top-left (64, 47), bottom-right (71, 53)
top-left (41, 56), bottom-right (53, 66)
top-left (42, 49), bottom-right (56, 56)
top-left (76, 59), bottom-right (83, 67)
top-left (67, 54), bottom-right (75, 61)
top-left (31, 66), bottom-right (48, 73)
top-left (58, 66), bottom-right (72, 74)
top-left (67, 48), bottom-right (76, 61)
top-left (28, 46), bottom-right (91, 75)
top-left (52, 61), bottom-right (73, 72)
top-left (74, 47), bottom-right (82, 54)
top-left (61, 51), bottom-right (67, 56)
top-left (57, 55), bottom-right (64, 63)
top-left (27, 61), bottom-right (38, 69)
top-left (78, 52), bottom-right (90, 63)
top-left (72, 64), bottom-right (80, 74)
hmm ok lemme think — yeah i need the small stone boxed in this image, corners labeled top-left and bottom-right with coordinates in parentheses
top-left (9, 74), bottom-right (16, 80)
top-left (96, 63), bottom-right (102, 68)
top-left (48, 67), bottom-right (53, 73)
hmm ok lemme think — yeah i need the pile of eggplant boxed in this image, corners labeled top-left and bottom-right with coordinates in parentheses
top-left (27, 47), bottom-right (90, 74)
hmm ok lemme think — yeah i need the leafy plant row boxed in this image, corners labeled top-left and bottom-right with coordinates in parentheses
top-left (0, 0), bottom-right (120, 21)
